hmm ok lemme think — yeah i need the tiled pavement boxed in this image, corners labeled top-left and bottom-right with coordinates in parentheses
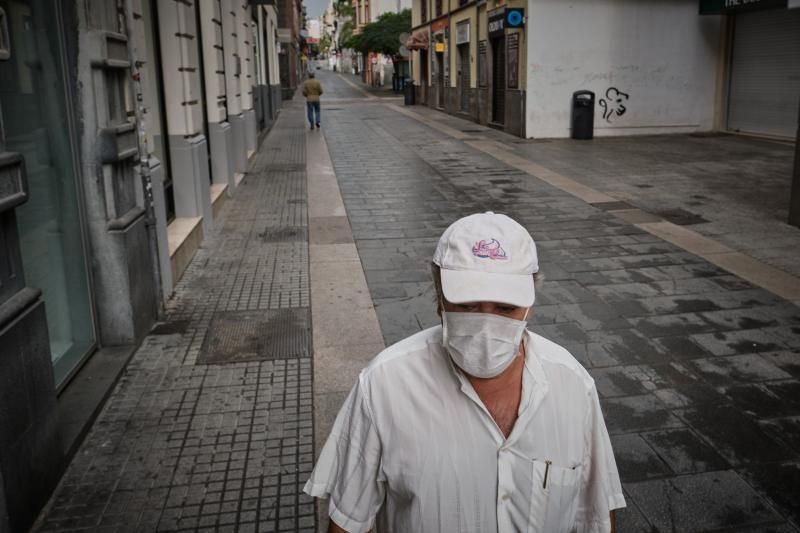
top-left (316, 70), bottom-right (800, 531)
top-left (34, 101), bottom-right (316, 532)
top-left (402, 108), bottom-right (800, 278)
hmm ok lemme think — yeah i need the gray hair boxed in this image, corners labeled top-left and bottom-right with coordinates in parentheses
top-left (430, 263), bottom-right (544, 317)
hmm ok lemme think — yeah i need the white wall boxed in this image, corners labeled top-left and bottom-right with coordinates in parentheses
top-left (221, 0), bottom-right (242, 115)
top-left (199, 0), bottom-right (228, 124)
top-left (266, 7), bottom-right (281, 85)
top-left (237, 1), bottom-right (254, 110)
top-left (525, 0), bottom-right (722, 138)
top-left (158, 0), bottom-right (204, 136)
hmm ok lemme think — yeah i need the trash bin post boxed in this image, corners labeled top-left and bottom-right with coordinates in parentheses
top-left (404, 81), bottom-right (415, 106)
top-left (571, 90), bottom-right (595, 140)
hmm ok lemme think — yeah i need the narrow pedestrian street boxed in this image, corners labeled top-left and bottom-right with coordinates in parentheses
top-left (32, 68), bottom-right (800, 532)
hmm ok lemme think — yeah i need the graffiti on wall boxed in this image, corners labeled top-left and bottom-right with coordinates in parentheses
top-left (598, 87), bottom-right (629, 122)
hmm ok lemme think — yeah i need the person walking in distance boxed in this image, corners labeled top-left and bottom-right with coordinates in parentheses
top-left (305, 211), bottom-right (625, 532)
top-left (303, 71), bottom-right (323, 130)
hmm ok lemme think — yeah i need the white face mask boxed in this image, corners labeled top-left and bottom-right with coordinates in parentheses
top-left (442, 310), bottom-right (528, 379)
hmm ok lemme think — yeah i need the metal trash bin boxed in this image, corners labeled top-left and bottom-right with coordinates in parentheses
top-left (405, 81), bottom-right (415, 106)
top-left (571, 90), bottom-right (594, 140)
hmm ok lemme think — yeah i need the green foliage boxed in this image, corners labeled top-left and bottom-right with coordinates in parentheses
top-left (343, 9), bottom-right (411, 58)
top-left (320, 33), bottom-right (333, 53)
top-left (335, 0), bottom-right (354, 18)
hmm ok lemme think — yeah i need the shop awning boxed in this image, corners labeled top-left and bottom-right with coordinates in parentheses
top-left (406, 29), bottom-right (429, 50)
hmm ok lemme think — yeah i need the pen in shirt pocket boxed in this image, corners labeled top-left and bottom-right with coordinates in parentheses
top-left (542, 460), bottom-right (551, 489)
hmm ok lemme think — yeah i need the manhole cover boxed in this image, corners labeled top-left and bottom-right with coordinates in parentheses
top-left (198, 308), bottom-right (310, 364)
top-left (150, 320), bottom-right (191, 335)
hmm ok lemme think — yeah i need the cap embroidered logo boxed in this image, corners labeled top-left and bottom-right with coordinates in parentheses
top-left (472, 239), bottom-right (508, 260)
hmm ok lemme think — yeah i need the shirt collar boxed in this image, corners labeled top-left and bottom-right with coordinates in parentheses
top-left (442, 329), bottom-right (551, 441)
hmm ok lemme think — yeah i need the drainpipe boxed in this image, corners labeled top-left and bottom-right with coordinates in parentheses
top-left (123, 0), bottom-right (165, 319)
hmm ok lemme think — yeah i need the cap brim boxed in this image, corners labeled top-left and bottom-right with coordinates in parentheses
top-left (440, 269), bottom-right (535, 308)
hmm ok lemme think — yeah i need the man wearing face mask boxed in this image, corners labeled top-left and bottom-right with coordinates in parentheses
top-left (304, 212), bottom-right (625, 533)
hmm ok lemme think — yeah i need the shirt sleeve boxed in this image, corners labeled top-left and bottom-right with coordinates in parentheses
top-left (573, 386), bottom-right (626, 533)
top-left (303, 376), bottom-right (385, 533)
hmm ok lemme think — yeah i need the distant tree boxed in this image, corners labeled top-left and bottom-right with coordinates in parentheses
top-left (335, 0), bottom-right (355, 50)
top-left (320, 33), bottom-right (333, 54)
top-left (344, 9), bottom-right (411, 70)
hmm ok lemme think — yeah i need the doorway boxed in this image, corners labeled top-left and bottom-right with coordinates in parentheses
top-left (420, 51), bottom-right (429, 104)
top-left (458, 43), bottom-right (470, 113)
top-left (436, 52), bottom-right (445, 108)
top-left (491, 36), bottom-right (505, 124)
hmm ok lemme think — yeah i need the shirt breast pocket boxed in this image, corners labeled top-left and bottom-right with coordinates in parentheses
top-left (528, 459), bottom-right (582, 533)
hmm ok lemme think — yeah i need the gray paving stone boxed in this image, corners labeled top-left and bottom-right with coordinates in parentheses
top-left (625, 470), bottom-right (785, 532)
top-left (640, 428), bottom-right (729, 475)
top-left (610, 433), bottom-right (673, 482)
top-left (602, 395), bottom-right (685, 434)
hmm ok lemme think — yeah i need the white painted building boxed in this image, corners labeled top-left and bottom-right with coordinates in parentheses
top-left (524, 0), bottom-right (722, 138)
top-left (524, 0), bottom-right (800, 139)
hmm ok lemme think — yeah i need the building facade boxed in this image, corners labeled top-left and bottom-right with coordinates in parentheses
top-left (0, 1), bottom-right (283, 531)
top-left (278, 0), bottom-right (305, 98)
top-left (409, 0), bottom-right (799, 140)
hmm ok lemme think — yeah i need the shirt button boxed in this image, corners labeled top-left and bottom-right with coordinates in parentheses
top-left (501, 494), bottom-right (510, 501)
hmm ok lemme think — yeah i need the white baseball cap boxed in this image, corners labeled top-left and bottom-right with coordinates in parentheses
top-left (433, 212), bottom-right (539, 308)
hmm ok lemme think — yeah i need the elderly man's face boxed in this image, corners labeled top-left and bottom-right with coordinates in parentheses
top-left (442, 300), bottom-right (529, 321)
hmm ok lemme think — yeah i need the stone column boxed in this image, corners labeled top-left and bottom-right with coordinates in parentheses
top-left (158, 0), bottom-right (213, 233)
top-left (76, 0), bottom-right (157, 344)
top-left (238, 1), bottom-right (258, 155)
top-left (221, 0), bottom-right (248, 173)
top-left (199, 0), bottom-right (236, 192)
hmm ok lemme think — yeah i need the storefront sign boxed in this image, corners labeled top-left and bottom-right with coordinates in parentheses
top-left (431, 18), bottom-right (449, 33)
top-left (456, 21), bottom-right (470, 45)
top-left (507, 33), bottom-right (519, 89)
top-left (699, 0), bottom-right (787, 14)
top-left (488, 8), bottom-right (505, 38)
top-left (505, 8), bottom-right (524, 28)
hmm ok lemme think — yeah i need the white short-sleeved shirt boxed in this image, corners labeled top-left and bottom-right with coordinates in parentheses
top-left (304, 326), bottom-right (625, 533)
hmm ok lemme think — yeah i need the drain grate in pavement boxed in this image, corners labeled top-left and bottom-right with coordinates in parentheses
top-left (653, 208), bottom-right (709, 226)
top-left (258, 225), bottom-right (307, 242)
top-left (591, 201), bottom-right (635, 211)
top-left (150, 320), bottom-right (191, 335)
top-left (262, 163), bottom-right (306, 172)
top-left (198, 308), bottom-right (310, 364)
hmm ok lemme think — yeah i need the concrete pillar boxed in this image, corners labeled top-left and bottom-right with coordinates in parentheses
top-left (221, 0), bottom-right (248, 173)
top-left (199, 0), bottom-right (237, 193)
top-left (238, 1), bottom-right (258, 155)
top-left (158, 0), bottom-right (213, 233)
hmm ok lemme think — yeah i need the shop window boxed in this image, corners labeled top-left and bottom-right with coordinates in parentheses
top-left (420, 0), bottom-right (427, 23)
top-left (435, 0), bottom-right (442, 18)
top-left (0, 0), bottom-right (96, 386)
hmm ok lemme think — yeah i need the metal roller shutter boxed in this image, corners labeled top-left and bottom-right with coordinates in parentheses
top-left (727, 8), bottom-right (800, 138)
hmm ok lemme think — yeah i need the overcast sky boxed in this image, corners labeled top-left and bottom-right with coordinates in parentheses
top-left (305, 0), bottom-right (328, 20)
